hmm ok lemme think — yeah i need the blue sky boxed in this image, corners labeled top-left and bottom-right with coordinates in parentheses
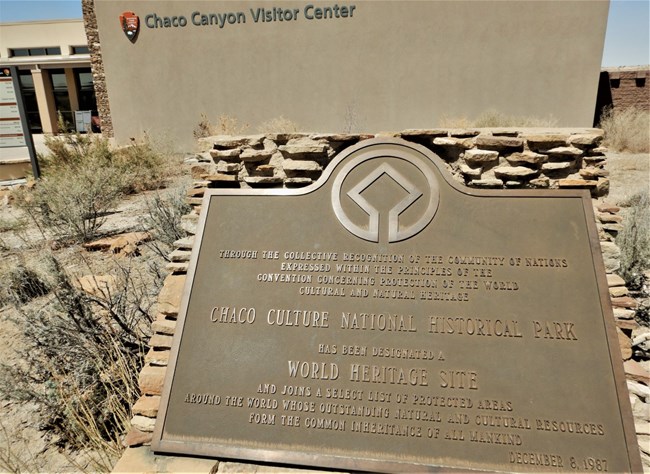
top-left (0, 0), bottom-right (648, 67)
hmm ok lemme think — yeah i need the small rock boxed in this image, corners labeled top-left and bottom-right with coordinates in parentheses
top-left (243, 176), bottom-right (283, 185)
top-left (169, 249), bottom-right (191, 262)
top-left (400, 129), bottom-right (448, 138)
top-left (625, 360), bottom-right (650, 385)
top-left (239, 148), bottom-right (274, 163)
top-left (609, 286), bottom-right (629, 297)
top-left (580, 167), bottom-right (609, 179)
top-left (607, 274), bottom-right (626, 287)
top-left (617, 328), bottom-right (632, 360)
top-left (173, 236), bottom-right (195, 250)
top-left (75, 275), bottom-right (117, 299)
top-left (523, 134), bottom-right (568, 151)
top-left (151, 318), bottom-right (177, 336)
top-left (611, 296), bottom-right (638, 309)
top-left (209, 148), bottom-right (241, 160)
top-left (558, 179), bottom-right (597, 189)
top-left (216, 162), bottom-right (241, 173)
top-left (568, 133), bottom-right (604, 147)
top-left (432, 137), bottom-right (474, 149)
top-left (158, 274), bottom-right (186, 316)
top-left (449, 129), bottom-right (480, 138)
top-left (145, 348), bottom-right (170, 367)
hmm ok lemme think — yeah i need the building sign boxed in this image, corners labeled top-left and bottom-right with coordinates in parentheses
top-left (0, 68), bottom-right (27, 148)
top-left (152, 139), bottom-right (641, 472)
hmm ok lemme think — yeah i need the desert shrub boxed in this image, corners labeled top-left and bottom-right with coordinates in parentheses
top-left (0, 255), bottom-right (157, 471)
top-left (144, 186), bottom-right (191, 255)
top-left (617, 192), bottom-right (650, 291)
top-left (439, 109), bottom-right (558, 128)
top-left (16, 163), bottom-right (124, 242)
top-left (257, 116), bottom-right (301, 134)
top-left (15, 129), bottom-right (176, 242)
top-left (599, 106), bottom-right (650, 153)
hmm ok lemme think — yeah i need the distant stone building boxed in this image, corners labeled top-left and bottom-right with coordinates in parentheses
top-left (595, 66), bottom-right (650, 125)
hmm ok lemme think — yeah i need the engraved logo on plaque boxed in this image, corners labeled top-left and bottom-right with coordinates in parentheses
top-left (331, 148), bottom-right (440, 243)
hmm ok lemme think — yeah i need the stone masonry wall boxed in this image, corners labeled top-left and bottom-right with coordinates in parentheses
top-left (605, 66), bottom-right (650, 111)
top-left (114, 128), bottom-right (650, 473)
top-left (82, 0), bottom-right (113, 138)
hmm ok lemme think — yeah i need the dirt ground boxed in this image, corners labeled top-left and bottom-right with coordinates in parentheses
top-left (0, 151), bottom-right (648, 473)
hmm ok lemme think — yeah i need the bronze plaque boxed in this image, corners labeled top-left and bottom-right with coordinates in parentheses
top-left (153, 138), bottom-right (641, 473)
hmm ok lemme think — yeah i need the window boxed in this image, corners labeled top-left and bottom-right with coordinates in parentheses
top-left (9, 47), bottom-right (62, 57)
top-left (72, 46), bottom-right (90, 54)
top-left (18, 70), bottom-right (42, 133)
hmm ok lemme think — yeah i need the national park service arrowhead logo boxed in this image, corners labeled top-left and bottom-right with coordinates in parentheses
top-left (119, 11), bottom-right (139, 43)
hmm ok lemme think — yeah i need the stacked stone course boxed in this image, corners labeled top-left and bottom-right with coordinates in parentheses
top-left (115, 128), bottom-right (650, 473)
top-left (81, 0), bottom-right (113, 138)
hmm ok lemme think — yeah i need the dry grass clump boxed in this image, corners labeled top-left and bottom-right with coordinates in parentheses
top-left (143, 186), bottom-right (191, 257)
top-left (599, 107), bottom-right (650, 153)
top-left (439, 109), bottom-right (558, 128)
top-left (257, 116), bottom-right (301, 134)
top-left (193, 113), bottom-right (250, 137)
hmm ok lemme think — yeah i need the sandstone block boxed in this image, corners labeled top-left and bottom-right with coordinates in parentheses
top-left (210, 148), bottom-right (241, 160)
top-left (474, 135), bottom-right (524, 150)
top-left (124, 428), bottom-right (153, 448)
top-left (213, 134), bottom-right (264, 149)
top-left (541, 162), bottom-right (572, 172)
top-left (600, 241), bottom-right (621, 273)
top-left (617, 328), bottom-right (632, 360)
top-left (149, 334), bottom-right (173, 350)
top-left (216, 161), bottom-right (241, 173)
top-left (558, 179), bottom-right (597, 189)
top-left (75, 275), bottom-right (116, 299)
top-left (239, 148), bottom-right (274, 163)
top-left (613, 306), bottom-right (634, 319)
top-left (282, 160), bottom-right (323, 172)
top-left (597, 203), bottom-right (620, 213)
top-left (173, 236), bottom-right (195, 250)
top-left (529, 177), bottom-right (550, 188)
top-left (611, 296), bottom-right (638, 309)
top-left (609, 286), bottom-right (629, 298)
top-left (265, 132), bottom-right (308, 142)
top-left (169, 249), bottom-right (191, 262)
top-left (310, 132), bottom-right (371, 141)
top-left (133, 395), bottom-right (161, 418)
top-left (449, 129), bottom-right (480, 138)
top-left (285, 177), bottom-right (313, 186)
top-left (203, 173), bottom-right (238, 183)
top-left (190, 164), bottom-right (213, 179)
top-left (158, 274), bottom-right (186, 316)
top-left (152, 318), bottom-right (177, 336)
top-left (493, 166), bottom-right (539, 180)
top-left (463, 149), bottom-right (499, 166)
top-left (166, 262), bottom-right (189, 274)
top-left (469, 178), bottom-right (504, 188)
top-left (400, 129), bottom-right (448, 138)
top-left (145, 348), bottom-right (170, 367)
top-left (459, 164), bottom-right (482, 179)
top-left (625, 360), bottom-right (650, 385)
top-left (598, 213), bottom-right (623, 224)
top-left (279, 138), bottom-right (328, 157)
top-left (255, 164), bottom-right (276, 176)
top-left (243, 176), bottom-right (283, 185)
top-left (579, 168), bottom-right (609, 179)
top-left (432, 137), bottom-right (474, 149)
top-left (506, 151), bottom-right (547, 166)
top-left (568, 133), bottom-right (604, 147)
top-left (131, 415), bottom-right (157, 433)
top-left (544, 146), bottom-right (583, 157)
top-left (523, 134), bottom-right (568, 151)
top-left (138, 366), bottom-right (167, 395)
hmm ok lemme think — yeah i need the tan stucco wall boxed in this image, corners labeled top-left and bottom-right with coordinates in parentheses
top-left (0, 19), bottom-right (88, 58)
top-left (95, 0), bottom-right (609, 149)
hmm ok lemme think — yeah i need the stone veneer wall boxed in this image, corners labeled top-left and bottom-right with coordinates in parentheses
top-left (114, 128), bottom-right (650, 472)
top-left (604, 66), bottom-right (650, 112)
top-left (81, 0), bottom-right (113, 138)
